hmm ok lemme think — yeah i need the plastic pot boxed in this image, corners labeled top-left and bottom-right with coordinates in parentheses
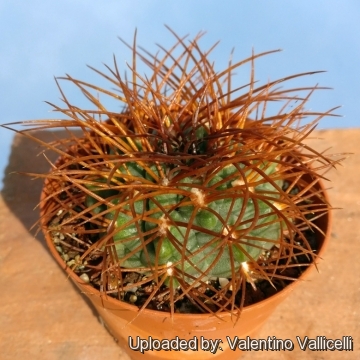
top-left (39, 159), bottom-right (331, 360)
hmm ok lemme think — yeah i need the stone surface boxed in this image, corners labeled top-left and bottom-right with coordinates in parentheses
top-left (0, 129), bottom-right (359, 359)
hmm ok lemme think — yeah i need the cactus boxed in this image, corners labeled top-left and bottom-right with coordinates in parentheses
top-left (4, 28), bottom-right (341, 314)
top-left (86, 146), bottom-right (283, 284)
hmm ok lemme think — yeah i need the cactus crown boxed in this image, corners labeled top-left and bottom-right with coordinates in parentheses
top-left (6, 28), bottom-right (341, 316)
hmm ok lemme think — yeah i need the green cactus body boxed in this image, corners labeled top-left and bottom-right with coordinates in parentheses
top-left (85, 178), bottom-right (119, 214)
top-left (86, 137), bottom-right (284, 284)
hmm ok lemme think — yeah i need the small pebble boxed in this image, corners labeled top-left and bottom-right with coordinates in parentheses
top-left (129, 294), bottom-right (137, 303)
top-left (67, 260), bottom-right (75, 267)
top-left (80, 273), bottom-right (90, 283)
top-left (62, 253), bottom-right (69, 262)
top-left (219, 278), bottom-right (229, 288)
top-left (55, 246), bottom-right (63, 254)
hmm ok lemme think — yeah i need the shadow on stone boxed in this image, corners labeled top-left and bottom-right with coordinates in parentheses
top-left (1, 129), bottom-right (101, 320)
top-left (1, 130), bottom-right (82, 241)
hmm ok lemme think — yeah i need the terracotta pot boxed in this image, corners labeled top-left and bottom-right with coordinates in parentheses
top-left (39, 160), bottom-right (331, 360)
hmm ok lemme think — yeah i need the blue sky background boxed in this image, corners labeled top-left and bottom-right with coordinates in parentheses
top-left (1, 1), bottom-right (359, 188)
